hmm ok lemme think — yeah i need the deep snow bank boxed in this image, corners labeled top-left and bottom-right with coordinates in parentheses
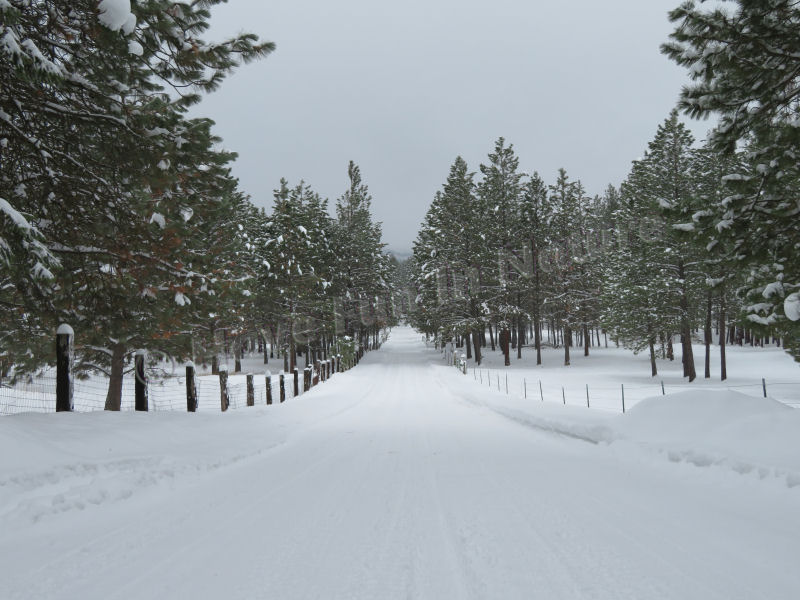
top-left (466, 380), bottom-right (800, 487)
top-left (616, 390), bottom-right (800, 484)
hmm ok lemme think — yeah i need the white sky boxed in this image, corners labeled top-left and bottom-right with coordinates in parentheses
top-left (192, 0), bottom-right (713, 254)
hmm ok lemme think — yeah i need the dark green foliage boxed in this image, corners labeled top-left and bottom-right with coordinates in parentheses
top-left (663, 0), bottom-right (800, 360)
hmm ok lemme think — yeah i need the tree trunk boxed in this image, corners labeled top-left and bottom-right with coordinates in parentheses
top-left (564, 325), bottom-right (571, 366)
top-left (502, 328), bottom-right (510, 366)
top-left (104, 343), bottom-right (126, 411)
top-left (583, 322), bottom-right (590, 357)
top-left (465, 334), bottom-right (472, 359)
top-left (704, 289), bottom-right (712, 379)
top-left (489, 323), bottom-right (495, 351)
top-left (472, 330), bottom-right (482, 365)
top-left (679, 263), bottom-right (691, 381)
top-left (289, 321), bottom-right (296, 372)
top-left (719, 294), bottom-right (727, 381)
top-left (649, 337), bottom-right (657, 377)
top-left (517, 320), bottom-right (523, 360)
top-left (682, 329), bottom-right (696, 382)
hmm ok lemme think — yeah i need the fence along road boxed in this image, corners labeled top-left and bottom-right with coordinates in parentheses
top-left (1, 326), bottom-right (797, 600)
top-left (0, 328), bottom-right (355, 415)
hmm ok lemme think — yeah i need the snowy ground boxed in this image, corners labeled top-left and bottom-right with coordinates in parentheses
top-left (1, 327), bottom-right (798, 599)
top-left (459, 335), bottom-right (800, 412)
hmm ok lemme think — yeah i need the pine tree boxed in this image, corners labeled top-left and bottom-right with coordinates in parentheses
top-left (333, 162), bottom-right (391, 350)
top-left (0, 1), bottom-right (273, 397)
top-left (647, 111), bottom-right (701, 381)
top-left (547, 169), bottom-right (588, 366)
top-left (478, 138), bottom-right (524, 366)
top-left (663, 0), bottom-right (800, 360)
top-left (518, 173), bottom-right (552, 364)
top-left (602, 157), bottom-right (673, 376)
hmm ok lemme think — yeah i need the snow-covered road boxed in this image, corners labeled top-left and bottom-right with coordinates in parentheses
top-left (1, 327), bottom-right (798, 599)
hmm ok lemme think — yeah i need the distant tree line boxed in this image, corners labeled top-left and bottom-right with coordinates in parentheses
top-left (408, 0), bottom-right (800, 375)
top-left (0, 1), bottom-right (398, 408)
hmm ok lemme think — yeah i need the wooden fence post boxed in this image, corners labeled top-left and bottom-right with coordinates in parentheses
top-left (293, 367), bottom-right (299, 397)
top-left (219, 366), bottom-right (229, 411)
top-left (266, 373), bottom-right (272, 405)
top-left (304, 367), bottom-right (310, 392)
top-left (279, 372), bottom-right (286, 403)
top-left (246, 373), bottom-right (255, 407)
top-left (186, 364), bottom-right (198, 412)
top-left (56, 324), bottom-right (74, 412)
top-left (314, 361), bottom-right (321, 385)
top-left (135, 350), bottom-right (148, 412)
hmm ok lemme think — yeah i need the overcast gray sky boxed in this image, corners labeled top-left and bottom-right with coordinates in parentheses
top-left (192, 0), bottom-right (711, 255)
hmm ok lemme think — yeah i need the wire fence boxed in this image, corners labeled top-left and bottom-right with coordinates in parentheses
top-left (444, 348), bottom-right (800, 412)
top-left (0, 367), bottom-right (310, 416)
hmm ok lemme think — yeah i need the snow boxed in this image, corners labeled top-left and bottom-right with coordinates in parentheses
top-left (127, 40), bottom-right (143, 56)
top-left (617, 391), bottom-right (800, 480)
top-left (97, 0), bottom-right (134, 33)
top-left (149, 212), bottom-right (166, 228)
top-left (784, 292), bottom-right (800, 321)
top-left (466, 334), bottom-right (800, 413)
top-left (672, 222), bottom-right (695, 232)
top-left (56, 324), bottom-right (74, 336)
top-left (174, 291), bottom-right (189, 306)
top-left (0, 197), bottom-right (32, 232)
top-left (121, 13), bottom-right (137, 36)
top-left (762, 281), bottom-right (784, 298)
top-left (0, 327), bottom-right (798, 599)
top-left (31, 261), bottom-right (54, 280)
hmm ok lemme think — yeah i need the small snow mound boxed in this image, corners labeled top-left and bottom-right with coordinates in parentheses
top-left (98, 0), bottom-right (134, 32)
top-left (622, 390), bottom-right (791, 435)
top-left (784, 292), bottom-right (800, 321)
top-left (56, 324), bottom-right (74, 336)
